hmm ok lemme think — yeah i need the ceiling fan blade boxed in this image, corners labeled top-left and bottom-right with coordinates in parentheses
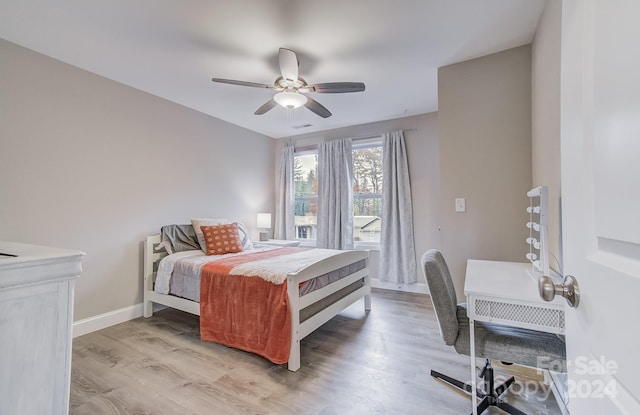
top-left (304, 97), bottom-right (332, 118)
top-left (212, 78), bottom-right (274, 89)
top-left (307, 82), bottom-right (366, 93)
top-left (279, 48), bottom-right (299, 83)
top-left (254, 99), bottom-right (278, 115)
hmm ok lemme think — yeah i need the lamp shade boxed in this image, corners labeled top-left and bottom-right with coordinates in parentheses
top-left (257, 213), bottom-right (272, 229)
top-left (274, 91), bottom-right (307, 109)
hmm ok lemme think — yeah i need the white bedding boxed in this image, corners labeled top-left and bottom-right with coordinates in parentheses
top-left (155, 247), bottom-right (367, 301)
top-left (155, 246), bottom-right (276, 295)
top-left (228, 248), bottom-right (346, 284)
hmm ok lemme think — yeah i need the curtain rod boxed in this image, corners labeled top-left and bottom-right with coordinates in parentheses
top-left (352, 128), bottom-right (417, 141)
top-left (292, 128), bottom-right (417, 151)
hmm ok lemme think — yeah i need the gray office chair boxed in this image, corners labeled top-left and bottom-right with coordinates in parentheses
top-left (421, 249), bottom-right (566, 415)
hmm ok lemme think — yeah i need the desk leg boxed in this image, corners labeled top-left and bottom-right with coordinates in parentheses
top-left (469, 318), bottom-right (478, 415)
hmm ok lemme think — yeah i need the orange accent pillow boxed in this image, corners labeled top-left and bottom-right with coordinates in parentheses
top-left (200, 223), bottom-right (244, 255)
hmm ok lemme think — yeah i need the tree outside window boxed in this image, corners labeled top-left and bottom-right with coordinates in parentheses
top-left (352, 143), bottom-right (382, 242)
top-left (293, 141), bottom-right (383, 244)
top-left (294, 152), bottom-right (318, 240)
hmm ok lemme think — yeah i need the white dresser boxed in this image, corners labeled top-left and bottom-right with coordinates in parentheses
top-left (0, 241), bottom-right (83, 415)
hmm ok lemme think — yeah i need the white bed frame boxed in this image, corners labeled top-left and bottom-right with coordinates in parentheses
top-left (143, 234), bottom-right (371, 371)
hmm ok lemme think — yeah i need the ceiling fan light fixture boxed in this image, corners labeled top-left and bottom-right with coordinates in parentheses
top-left (274, 91), bottom-right (307, 109)
top-left (212, 48), bottom-right (363, 118)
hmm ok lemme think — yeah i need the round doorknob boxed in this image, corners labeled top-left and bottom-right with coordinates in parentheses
top-left (538, 274), bottom-right (580, 308)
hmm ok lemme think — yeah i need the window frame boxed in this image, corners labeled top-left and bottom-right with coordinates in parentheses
top-left (292, 138), bottom-right (383, 250)
top-left (351, 138), bottom-right (383, 249)
top-left (293, 148), bottom-right (319, 245)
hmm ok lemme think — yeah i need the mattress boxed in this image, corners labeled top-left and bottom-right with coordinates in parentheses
top-left (155, 247), bottom-right (367, 303)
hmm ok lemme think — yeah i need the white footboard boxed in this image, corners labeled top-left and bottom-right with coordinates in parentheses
top-left (285, 249), bottom-right (371, 371)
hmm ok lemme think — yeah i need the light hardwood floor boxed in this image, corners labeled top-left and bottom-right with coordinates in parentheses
top-left (70, 289), bottom-right (562, 415)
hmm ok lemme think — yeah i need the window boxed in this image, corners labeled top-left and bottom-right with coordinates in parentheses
top-left (293, 139), bottom-right (383, 244)
top-left (352, 141), bottom-right (383, 243)
top-left (294, 150), bottom-right (318, 241)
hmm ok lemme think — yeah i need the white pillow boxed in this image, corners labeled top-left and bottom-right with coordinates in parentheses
top-left (236, 222), bottom-right (254, 250)
top-left (191, 218), bottom-right (253, 251)
top-left (191, 218), bottom-right (229, 252)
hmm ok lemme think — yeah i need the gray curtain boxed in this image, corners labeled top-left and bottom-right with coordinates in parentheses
top-left (379, 130), bottom-right (416, 283)
top-left (274, 142), bottom-right (295, 240)
top-left (316, 138), bottom-right (354, 249)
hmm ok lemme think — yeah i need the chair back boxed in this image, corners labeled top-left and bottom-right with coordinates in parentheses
top-left (421, 249), bottom-right (459, 346)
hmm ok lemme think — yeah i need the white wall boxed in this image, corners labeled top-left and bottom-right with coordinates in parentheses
top-left (532, 0), bottom-right (562, 271)
top-left (0, 39), bottom-right (275, 320)
top-left (273, 113), bottom-right (440, 288)
top-left (438, 45), bottom-right (533, 300)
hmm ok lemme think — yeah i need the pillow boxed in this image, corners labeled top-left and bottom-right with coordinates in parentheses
top-left (159, 224), bottom-right (201, 254)
top-left (200, 223), bottom-right (244, 255)
top-left (191, 218), bottom-right (253, 252)
top-left (236, 222), bottom-right (253, 250)
top-left (191, 218), bottom-right (230, 253)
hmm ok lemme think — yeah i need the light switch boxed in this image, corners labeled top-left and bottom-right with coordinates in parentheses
top-left (455, 198), bottom-right (466, 212)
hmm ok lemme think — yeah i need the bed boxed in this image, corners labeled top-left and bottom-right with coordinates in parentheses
top-left (142, 223), bottom-right (371, 372)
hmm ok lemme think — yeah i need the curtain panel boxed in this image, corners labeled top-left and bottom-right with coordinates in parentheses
top-left (316, 138), bottom-right (354, 250)
top-left (379, 130), bottom-right (417, 283)
top-left (274, 142), bottom-right (295, 240)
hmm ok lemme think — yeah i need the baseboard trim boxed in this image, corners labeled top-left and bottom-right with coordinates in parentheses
top-left (72, 281), bottom-right (425, 338)
top-left (371, 278), bottom-right (429, 294)
top-left (73, 303), bottom-right (143, 338)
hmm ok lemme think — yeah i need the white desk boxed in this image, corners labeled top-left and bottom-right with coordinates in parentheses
top-left (464, 260), bottom-right (565, 415)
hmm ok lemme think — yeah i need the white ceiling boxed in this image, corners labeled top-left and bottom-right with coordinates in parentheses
top-left (0, 0), bottom-right (546, 138)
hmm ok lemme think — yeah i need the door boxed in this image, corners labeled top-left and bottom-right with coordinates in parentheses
top-left (560, 0), bottom-right (640, 413)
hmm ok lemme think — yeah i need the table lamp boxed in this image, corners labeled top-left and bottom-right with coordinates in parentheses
top-left (257, 213), bottom-right (272, 241)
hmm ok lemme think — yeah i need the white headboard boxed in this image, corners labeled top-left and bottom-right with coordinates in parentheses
top-left (143, 234), bottom-right (166, 285)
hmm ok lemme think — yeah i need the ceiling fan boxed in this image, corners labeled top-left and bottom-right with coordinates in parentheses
top-left (212, 48), bottom-right (365, 119)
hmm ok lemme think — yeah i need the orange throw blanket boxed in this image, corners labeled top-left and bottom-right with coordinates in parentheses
top-left (199, 247), bottom-right (304, 364)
